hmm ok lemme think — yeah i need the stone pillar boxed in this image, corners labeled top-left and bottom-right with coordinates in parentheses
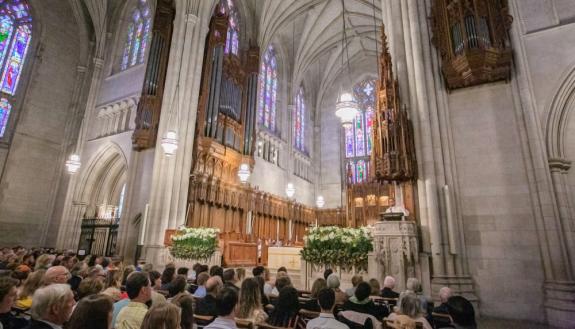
top-left (143, 0), bottom-right (213, 267)
top-left (380, 0), bottom-right (477, 301)
top-left (56, 57), bottom-right (106, 251)
top-left (546, 158), bottom-right (575, 327)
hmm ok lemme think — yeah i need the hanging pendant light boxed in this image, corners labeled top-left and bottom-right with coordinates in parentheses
top-left (335, 92), bottom-right (359, 125)
top-left (316, 195), bottom-right (325, 208)
top-left (334, 0), bottom-right (359, 127)
top-left (285, 183), bottom-right (296, 198)
top-left (161, 130), bottom-right (178, 156)
top-left (237, 163), bottom-right (251, 183)
top-left (65, 154), bottom-right (81, 174)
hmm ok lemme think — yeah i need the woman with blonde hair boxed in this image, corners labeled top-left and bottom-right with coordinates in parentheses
top-left (34, 254), bottom-right (53, 271)
top-left (102, 269), bottom-right (124, 301)
top-left (15, 269), bottom-right (45, 309)
top-left (302, 277), bottom-right (327, 311)
top-left (140, 302), bottom-right (181, 329)
top-left (237, 277), bottom-right (268, 324)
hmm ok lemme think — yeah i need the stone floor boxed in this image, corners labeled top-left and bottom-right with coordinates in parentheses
top-left (478, 317), bottom-right (550, 329)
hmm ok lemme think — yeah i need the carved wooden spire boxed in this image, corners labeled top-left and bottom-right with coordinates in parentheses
top-left (371, 26), bottom-right (417, 182)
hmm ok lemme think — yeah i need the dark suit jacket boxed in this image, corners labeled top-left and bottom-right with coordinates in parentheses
top-left (301, 298), bottom-right (320, 312)
top-left (23, 320), bottom-right (54, 329)
top-left (0, 312), bottom-right (29, 329)
top-left (380, 287), bottom-right (399, 299)
top-left (195, 294), bottom-right (218, 316)
top-left (343, 299), bottom-right (389, 320)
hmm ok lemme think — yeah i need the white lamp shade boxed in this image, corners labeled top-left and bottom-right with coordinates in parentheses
top-left (335, 92), bottom-right (359, 125)
top-left (238, 163), bottom-right (251, 183)
top-left (316, 195), bottom-right (325, 208)
top-left (65, 154), bottom-right (81, 174)
top-left (286, 183), bottom-right (296, 198)
top-left (161, 130), bottom-right (178, 156)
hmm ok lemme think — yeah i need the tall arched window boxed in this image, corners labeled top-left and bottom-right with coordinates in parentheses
top-left (120, 0), bottom-right (151, 71)
top-left (0, 0), bottom-right (31, 138)
top-left (344, 78), bottom-right (375, 184)
top-left (294, 87), bottom-right (305, 152)
top-left (258, 45), bottom-right (277, 131)
top-left (219, 0), bottom-right (239, 55)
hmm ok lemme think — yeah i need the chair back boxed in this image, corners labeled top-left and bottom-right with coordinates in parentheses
top-left (337, 311), bottom-right (374, 329)
top-left (256, 324), bottom-right (292, 329)
top-left (339, 310), bottom-right (381, 329)
top-left (193, 314), bottom-right (215, 329)
top-left (432, 312), bottom-right (454, 329)
top-left (235, 319), bottom-right (254, 329)
top-left (294, 309), bottom-right (320, 329)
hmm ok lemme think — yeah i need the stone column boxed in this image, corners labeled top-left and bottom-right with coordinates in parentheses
top-left (56, 57), bottom-right (106, 251)
top-left (380, 0), bottom-right (477, 301)
top-left (143, 0), bottom-right (213, 267)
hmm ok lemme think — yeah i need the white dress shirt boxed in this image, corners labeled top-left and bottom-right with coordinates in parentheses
top-left (306, 313), bottom-right (349, 329)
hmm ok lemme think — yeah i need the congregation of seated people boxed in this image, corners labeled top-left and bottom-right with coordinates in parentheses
top-left (0, 246), bottom-right (476, 329)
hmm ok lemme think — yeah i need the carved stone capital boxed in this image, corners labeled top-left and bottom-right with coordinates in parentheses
top-left (549, 158), bottom-right (572, 173)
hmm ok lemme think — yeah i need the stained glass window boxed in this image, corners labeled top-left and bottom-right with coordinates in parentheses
top-left (121, 0), bottom-right (151, 71)
top-left (220, 0), bottom-right (240, 55)
top-left (294, 87), bottom-right (305, 152)
top-left (258, 46), bottom-right (277, 131)
top-left (344, 78), bottom-right (376, 184)
top-left (0, 0), bottom-right (31, 138)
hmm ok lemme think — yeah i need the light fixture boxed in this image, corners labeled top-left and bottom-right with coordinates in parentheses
top-left (237, 163), bottom-right (250, 183)
top-left (335, 92), bottom-right (359, 125)
top-left (334, 0), bottom-right (359, 127)
top-left (65, 154), bottom-right (81, 174)
top-left (316, 195), bottom-right (325, 208)
top-left (161, 130), bottom-right (178, 156)
top-left (286, 183), bottom-right (295, 198)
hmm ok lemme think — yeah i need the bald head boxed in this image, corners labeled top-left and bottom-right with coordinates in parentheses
top-left (383, 276), bottom-right (396, 289)
top-left (206, 276), bottom-right (223, 295)
top-left (44, 266), bottom-right (70, 285)
top-left (439, 286), bottom-right (452, 303)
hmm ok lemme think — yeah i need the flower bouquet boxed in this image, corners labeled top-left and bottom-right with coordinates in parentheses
top-left (170, 227), bottom-right (220, 261)
top-left (301, 226), bottom-right (373, 271)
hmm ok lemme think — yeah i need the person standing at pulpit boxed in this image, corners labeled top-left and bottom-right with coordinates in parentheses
top-left (385, 198), bottom-right (410, 218)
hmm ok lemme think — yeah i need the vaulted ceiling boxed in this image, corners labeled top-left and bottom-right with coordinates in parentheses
top-left (256, 0), bottom-right (382, 110)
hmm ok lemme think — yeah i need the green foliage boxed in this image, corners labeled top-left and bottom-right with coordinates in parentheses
top-left (170, 227), bottom-right (219, 261)
top-left (301, 226), bottom-right (373, 271)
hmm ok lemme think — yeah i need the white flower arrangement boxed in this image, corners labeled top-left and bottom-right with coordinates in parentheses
top-left (170, 227), bottom-right (220, 261)
top-left (301, 225), bottom-right (373, 271)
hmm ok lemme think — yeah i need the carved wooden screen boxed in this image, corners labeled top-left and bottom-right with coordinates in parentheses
top-left (132, 0), bottom-right (175, 150)
top-left (431, 0), bottom-right (513, 89)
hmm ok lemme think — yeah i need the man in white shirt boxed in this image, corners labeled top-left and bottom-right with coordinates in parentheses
top-left (385, 198), bottom-right (410, 217)
top-left (306, 288), bottom-right (349, 329)
top-left (205, 287), bottom-right (238, 329)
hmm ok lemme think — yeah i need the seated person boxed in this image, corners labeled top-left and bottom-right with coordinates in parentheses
top-left (446, 296), bottom-right (476, 329)
top-left (236, 278), bottom-right (268, 324)
top-left (345, 275), bottom-right (363, 297)
top-left (266, 287), bottom-right (300, 327)
top-left (0, 277), bottom-right (29, 329)
top-left (326, 274), bottom-right (348, 305)
top-left (343, 282), bottom-right (388, 320)
top-left (193, 272), bottom-right (209, 298)
top-left (223, 268), bottom-right (239, 292)
top-left (433, 287), bottom-right (452, 314)
top-left (195, 276), bottom-right (222, 316)
top-left (168, 275), bottom-right (189, 303)
top-left (306, 289), bottom-right (349, 329)
top-left (205, 287), bottom-right (239, 329)
top-left (387, 292), bottom-right (432, 329)
top-left (381, 276), bottom-right (399, 299)
top-left (302, 278), bottom-right (327, 312)
top-left (369, 279), bottom-right (381, 297)
top-left (406, 278), bottom-right (432, 316)
top-left (271, 275), bottom-right (291, 301)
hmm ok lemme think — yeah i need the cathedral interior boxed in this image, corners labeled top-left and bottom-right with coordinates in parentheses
top-left (0, 0), bottom-right (575, 327)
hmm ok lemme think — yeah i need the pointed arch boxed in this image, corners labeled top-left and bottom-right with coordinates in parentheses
top-left (294, 86), bottom-right (306, 152)
top-left (258, 44), bottom-right (278, 131)
top-left (120, 0), bottom-right (152, 71)
top-left (545, 63), bottom-right (575, 160)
